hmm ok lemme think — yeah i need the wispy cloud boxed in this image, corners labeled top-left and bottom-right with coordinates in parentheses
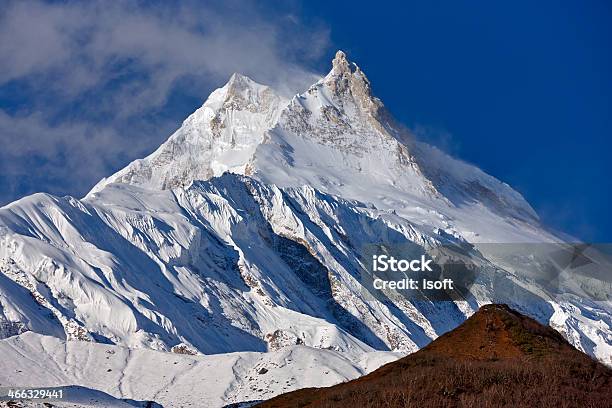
top-left (0, 0), bottom-right (330, 203)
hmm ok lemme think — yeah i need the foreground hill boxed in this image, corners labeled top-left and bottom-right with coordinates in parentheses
top-left (257, 304), bottom-right (612, 408)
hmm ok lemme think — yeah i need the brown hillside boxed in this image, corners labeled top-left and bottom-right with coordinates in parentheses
top-left (256, 304), bottom-right (612, 408)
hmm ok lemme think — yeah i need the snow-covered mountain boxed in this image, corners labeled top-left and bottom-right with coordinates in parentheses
top-left (0, 51), bottom-right (610, 406)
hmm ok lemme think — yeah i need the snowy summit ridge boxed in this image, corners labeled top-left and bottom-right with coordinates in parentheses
top-left (91, 51), bottom-right (537, 231)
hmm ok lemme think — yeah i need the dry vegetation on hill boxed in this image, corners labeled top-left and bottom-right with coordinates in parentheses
top-left (256, 305), bottom-right (612, 408)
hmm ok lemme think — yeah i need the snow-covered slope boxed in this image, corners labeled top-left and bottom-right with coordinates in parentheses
top-left (252, 51), bottom-right (545, 246)
top-left (0, 50), bottom-right (610, 407)
top-left (90, 73), bottom-right (288, 193)
top-left (2, 172), bottom-right (609, 362)
top-left (1, 174), bottom-right (462, 354)
top-left (1, 332), bottom-right (401, 407)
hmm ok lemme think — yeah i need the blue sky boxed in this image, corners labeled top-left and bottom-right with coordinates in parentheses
top-left (0, 0), bottom-right (610, 241)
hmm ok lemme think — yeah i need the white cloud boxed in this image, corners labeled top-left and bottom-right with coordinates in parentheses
top-left (0, 0), bottom-right (330, 203)
top-left (0, 110), bottom-right (158, 198)
top-left (0, 0), bottom-right (329, 104)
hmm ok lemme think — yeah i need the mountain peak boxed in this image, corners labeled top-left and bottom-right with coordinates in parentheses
top-left (319, 50), bottom-right (380, 118)
top-left (325, 50), bottom-right (366, 83)
top-left (222, 72), bottom-right (273, 106)
top-left (330, 50), bottom-right (352, 75)
top-left (228, 72), bottom-right (249, 81)
top-left (226, 72), bottom-right (257, 90)
top-left (87, 71), bottom-right (287, 193)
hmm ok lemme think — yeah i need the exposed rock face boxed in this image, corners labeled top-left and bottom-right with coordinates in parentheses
top-left (324, 50), bottom-right (385, 121)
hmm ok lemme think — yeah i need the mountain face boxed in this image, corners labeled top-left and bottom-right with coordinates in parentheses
top-left (256, 304), bottom-right (612, 408)
top-left (1, 51), bottom-right (611, 372)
